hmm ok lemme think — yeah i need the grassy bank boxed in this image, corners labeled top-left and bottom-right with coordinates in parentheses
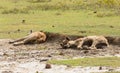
top-left (0, 0), bottom-right (120, 38)
top-left (0, 10), bottom-right (120, 38)
top-left (49, 57), bottom-right (120, 67)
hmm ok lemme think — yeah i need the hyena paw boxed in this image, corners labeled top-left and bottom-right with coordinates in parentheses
top-left (77, 46), bottom-right (82, 49)
top-left (9, 41), bottom-right (14, 44)
top-left (90, 46), bottom-right (96, 49)
top-left (13, 43), bottom-right (19, 46)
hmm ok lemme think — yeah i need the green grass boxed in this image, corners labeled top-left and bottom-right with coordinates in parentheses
top-left (93, 72), bottom-right (120, 73)
top-left (0, 0), bottom-right (120, 39)
top-left (49, 57), bottom-right (120, 67)
top-left (0, 10), bottom-right (120, 38)
top-left (104, 72), bottom-right (120, 73)
top-left (103, 72), bottom-right (120, 73)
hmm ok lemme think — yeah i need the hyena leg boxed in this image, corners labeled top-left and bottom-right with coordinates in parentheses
top-left (23, 36), bottom-right (36, 44)
top-left (9, 36), bottom-right (27, 44)
top-left (13, 36), bottom-right (35, 46)
top-left (77, 41), bottom-right (84, 49)
top-left (90, 40), bottom-right (97, 49)
top-left (13, 41), bottom-right (24, 46)
top-left (105, 40), bottom-right (109, 47)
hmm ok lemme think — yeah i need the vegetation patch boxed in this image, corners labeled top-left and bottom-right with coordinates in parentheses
top-left (2, 8), bottom-right (29, 14)
top-left (0, 0), bottom-right (120, 38)
top-left (49, 57), bottom-right (120, 67)
top-left (103, 72), bottom-right (120, 73)
top-left (93, 72), bottom-right (120, 73)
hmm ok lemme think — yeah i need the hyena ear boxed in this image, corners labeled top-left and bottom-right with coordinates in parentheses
top-left (40, 30), bottom-right (43, 32)
top-left (30, 30), bottom-right (32, 33)
top-left (66, 37), bottom-right (70, 41)
top-left (28, 30), bottom-right (32, 35)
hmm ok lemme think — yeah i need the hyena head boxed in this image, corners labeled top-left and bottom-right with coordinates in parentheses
top-left (60, 37), bottom-right (77, 49)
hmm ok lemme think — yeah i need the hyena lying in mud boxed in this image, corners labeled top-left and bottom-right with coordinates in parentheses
top-left (9, 31), bottom-right (46, 46)
top-left (60, 36), bottom-right (109, 50)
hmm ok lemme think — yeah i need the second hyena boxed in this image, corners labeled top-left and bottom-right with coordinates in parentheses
top-left (60, 36), bottom-right (109, 49)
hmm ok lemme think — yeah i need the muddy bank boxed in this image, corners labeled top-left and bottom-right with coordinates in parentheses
top-left (0, 33), bottom-right (120, 73)
top-left (1, 61), bottom-right (120, 73)
top-left (0, 33), bottom-right (120, 61)
top-left (46, 32), bottom-right (120, 45)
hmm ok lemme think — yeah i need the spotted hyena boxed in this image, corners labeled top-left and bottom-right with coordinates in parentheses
top-left (9, 31), bottom-right (46, 46)
top-left (60, 36), bottom-right (109, 49)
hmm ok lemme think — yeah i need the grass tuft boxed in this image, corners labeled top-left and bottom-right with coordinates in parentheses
top-left (49, 57), bottom-right (120, 67)
top-left (2, 8), bottom-right (29, 14)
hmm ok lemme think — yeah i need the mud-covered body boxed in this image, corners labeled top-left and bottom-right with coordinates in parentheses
top-left (60, 36), bottom-right (109, 49)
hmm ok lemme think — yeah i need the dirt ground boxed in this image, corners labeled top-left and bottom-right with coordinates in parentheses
top-left (0, 33), bottom-right (120, 73)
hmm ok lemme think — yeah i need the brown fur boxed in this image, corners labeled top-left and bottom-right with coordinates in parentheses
top-left (9, 31), bottom-right (46, 46)
top-left (60, 36), bottom-right (109, 49)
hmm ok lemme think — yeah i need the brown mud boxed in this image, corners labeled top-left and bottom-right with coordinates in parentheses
top-left (0, 32), bottom-right (120, 73)
top-left (0, 32), bottom-right (120, 61)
